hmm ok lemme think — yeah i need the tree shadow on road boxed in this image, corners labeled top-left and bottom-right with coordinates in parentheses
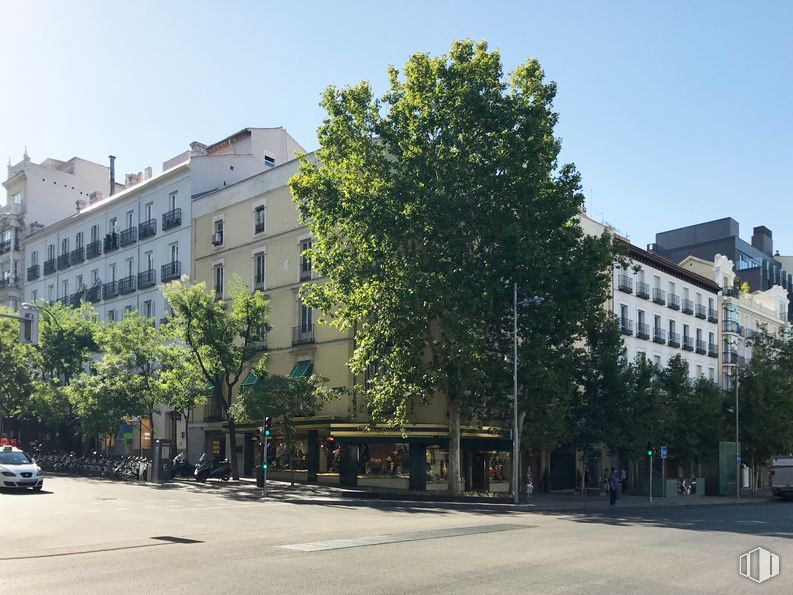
top-left (530, 502), bottom-right (793, 539)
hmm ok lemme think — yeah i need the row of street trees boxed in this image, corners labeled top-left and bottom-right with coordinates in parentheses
top-left (0, 277), bottom-right (331, 480)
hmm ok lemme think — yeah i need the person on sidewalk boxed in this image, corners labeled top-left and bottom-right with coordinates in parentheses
top-left (608, 468), bottom-right (619, 506)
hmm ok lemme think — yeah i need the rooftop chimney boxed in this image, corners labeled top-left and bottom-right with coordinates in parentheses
top-left (751, 225), bottom-right (773, 257)
top-left (109, 155), bottom-right (116, 196)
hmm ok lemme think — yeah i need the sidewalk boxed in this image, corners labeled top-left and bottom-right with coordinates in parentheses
top-left (182, 476), bottom-right (773, 511)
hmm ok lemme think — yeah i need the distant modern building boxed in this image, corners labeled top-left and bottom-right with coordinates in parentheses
top-left (0, 152), bottom-right (109, 310)
top-left (652, 218), bottom-right (793, 321)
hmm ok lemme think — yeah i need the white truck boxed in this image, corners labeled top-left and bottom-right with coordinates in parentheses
top-left (770, 456), bottom-right (793, 499)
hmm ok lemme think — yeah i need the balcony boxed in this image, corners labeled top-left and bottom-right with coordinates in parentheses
top-left (300, 267), bottom-right (312, 282)
top-left (722, 320), bottom-right (742, 334)
top-left (682, 299), bottom-right (694, 315)
top-left (653, 327), bottom-right (666, 344)
top-left (668, 332), bottom-right (681, 348)
top-left (723, 352), bottom-right (745, 366)
top-left (104, 233), bottom-right (119, 252)
top-left (103, 280), bottom-right (118, 300)
top-left (708, 343), bottom-right (718, 358)
top-left (254, 275), bottom-right (265, 291)
top-left (26, 264), bottom-right (39, 281)
top-left (86, 284), bottom-right (101, 304)
top-left (619, 318), bottom-right (633, 336)
top-left (255, 220), bottom-right (265, 234)
top-left (652, 288), bottom-right (665, 305)
top-left (695, 304), bottom-right (707, 319)
top-left (138, 269), bottom-right (156, 289)
top-left (668, 294), bottom-right (680, 310)
top-left (162, 208), bottom-right (182, 231)
top-left (723, 287), bottom-right (741, 298)
top-left (682, 337), bottom-right (694, 351)
top-left (696, 339), bottom-right (707, 355)
top-left (708, 307), bottom-right (718, 323)
top-left (86, 240), bottom-right (102, 259)
top-left (70, 246), bottom-right (85, 265)
top-left (636, 282), bottom-right (650, 300)
top-left (139, 219), bottom-right (157, 239)
top-left (293, 324), bottom-right (315, 346)
top-left (617, 275), bottom-right (633, 294)
top-left (118, 275), bottom-right (136, 295)
top-left (160, 261), bottom-right (181, 283)
top-left (636, 322), bottom-right (650, 340)
top-left (69, 288), bottom-right (85, 308)
top-left (57, 253), bottom-right (71, 271)
top-left (0, 276), bottom-right (19, 289)
top-left (120, 227), bottom-right (138, 247)
top-left (43, 258), bottom-right (56, 275)
top-left (0, 238), bottom-right (19, 254)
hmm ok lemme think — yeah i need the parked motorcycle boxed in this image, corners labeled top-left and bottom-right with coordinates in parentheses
top-left (194, 453), bottom-right (231, 482)
top-left (171, 452), bottom-right (195, 479)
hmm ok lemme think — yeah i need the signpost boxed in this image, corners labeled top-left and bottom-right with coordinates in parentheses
top-left (648, 447), bottom-right (654, 503)
top-left (261, 417), bottom-right (272, 498)
top-left (661, 446), bottom-right (667, 499)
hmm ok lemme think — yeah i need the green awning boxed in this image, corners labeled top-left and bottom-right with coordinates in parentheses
top-left (241, 372), bottom-right (259, 387)
top-left (289, 360), bottom-right (313, 378)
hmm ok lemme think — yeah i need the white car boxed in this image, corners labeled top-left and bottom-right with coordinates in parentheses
top-left (0, 446), bottom-right (44, 491)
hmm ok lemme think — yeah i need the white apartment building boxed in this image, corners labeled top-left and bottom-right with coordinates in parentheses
top-left (1, 152), bottom-right (108, 310)
top-left (681, 254), bottom-right (790, 389)
top-left (615, 238), bottom-right (721, 383)
top-left (24, 128), bottom-right (304, 324)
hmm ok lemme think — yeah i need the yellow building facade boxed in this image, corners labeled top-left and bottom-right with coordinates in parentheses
top-left (190, 158), bottom-right (510, 491)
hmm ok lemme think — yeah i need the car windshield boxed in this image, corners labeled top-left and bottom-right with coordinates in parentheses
top-left (0, 451), bottom-right (32, 465)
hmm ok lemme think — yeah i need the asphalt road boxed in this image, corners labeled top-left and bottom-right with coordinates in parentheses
top-left (3, 476), bottom-right (793, 594)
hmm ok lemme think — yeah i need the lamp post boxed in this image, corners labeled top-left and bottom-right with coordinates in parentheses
top-left (735, 368), bottom-right (740, 500)
top-left (513, 284), bottom-right (544, 505)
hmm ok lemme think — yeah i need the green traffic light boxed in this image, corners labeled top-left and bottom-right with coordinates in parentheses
top-left (647, 450), bottom-right (653, 456)
top-left (263, 463), bottom-right (268, 469)
top-left (264, 430), bottom-right (270, 436)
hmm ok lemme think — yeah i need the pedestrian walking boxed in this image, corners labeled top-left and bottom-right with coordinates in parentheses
top-left (608, 468), bottom-right (619, 506)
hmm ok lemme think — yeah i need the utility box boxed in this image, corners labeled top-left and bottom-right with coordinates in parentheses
top-left (151, 439), bottom-right (173, 482)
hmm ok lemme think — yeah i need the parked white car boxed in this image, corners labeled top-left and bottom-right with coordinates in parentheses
top-left (0, 446), bottom-right (44, 490)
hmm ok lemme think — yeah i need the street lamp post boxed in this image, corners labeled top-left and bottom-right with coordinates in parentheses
top-left (512, 284), bottom-right (543, 505)
top-left (735, 367), bottom-right (740, 499)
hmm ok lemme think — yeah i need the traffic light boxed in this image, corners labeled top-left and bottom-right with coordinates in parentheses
top-left (264, 416), bottom-right (272, 437)
top-left (647, 443), bottom-right (653, 457)
top-left (19, 310), bottom-right (38, 345)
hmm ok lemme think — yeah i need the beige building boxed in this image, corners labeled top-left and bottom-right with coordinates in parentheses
top-left (190, 157), bottom-right (511, 491)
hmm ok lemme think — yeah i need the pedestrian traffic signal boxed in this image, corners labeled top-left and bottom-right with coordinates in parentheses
top-left (647, 448), bottom-right (653, 456)
top-left (264, 417), bottom-right (272, 437)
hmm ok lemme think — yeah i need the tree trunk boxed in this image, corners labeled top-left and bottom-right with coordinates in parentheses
top-left (228, 418), bottom-right (239, 480)
top-left (447, 394), bottom-right (462, 495)
top-left (184, 408), bottom-right (191, 461)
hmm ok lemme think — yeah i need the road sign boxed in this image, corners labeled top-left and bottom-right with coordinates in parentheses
top-left (660, 446), bottom-right (668, 460)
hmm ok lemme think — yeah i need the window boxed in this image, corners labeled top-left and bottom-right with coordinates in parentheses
top-left (109, 263), bottom-right (117, 282)
top-left (696, 292), bottom-right (702, 306)
top-left (169, 191), bottom-right (177, 211)
top-left (145, 251), bottom-right (154, 272)
top-left (109, 217), bottom-right (118, 233)
top-left (31, 290), bottom-right (38, 302)
top-left (708, 331), bottom-right (714, 346)
top-left (2, 229), bottom-right (11, 242)
top-left (696, 364), bottom-right (703, 377)
top-left (637, 309), bottom-right (645, 325)
top-left (299, 239), bottom-right (312, 280)
top-left (126, 257), bottom-right (134, 277)
top-left (61, 279), bottom-right (69, 299)
top-left (683, 324), bottom-right (690, 339)
top-left (31, 251), bottom-right (38, 266)
top-left (213, 220), bottom-right (224, 246)
top-left (12, 192), bottom-right (22, 205)
top-left (143, 300), bottom-right (154, 319)
top-left (653, 355), bottom-right (662, 366)
top-left (214, 264), bottom-right (224, 296)
top-left (107, 309), bottom-right (116, 322)
top-left (169, 242), bottom-right (179, 263)
top-left (254, 205), bottom-right (266, 234)
top-left (620, 304), bottom-right (628, 320)
top-left (708, 368), bottom-right (716, 382)
top-left (91, 269), bottom-right (99, 285)
top-left (47, 285), bottom-right (55, 302)
top-left (76, 274), bottom-right (83, 290)
top-left (145, 202), bottom-right (153, 221)
top-left (264, 154), bottom-right (276, 168)
top-left (61, 238), bottom-right (69, 255)
top-left (696, 328), bottom-right (703, 342)
top-left (47, 244), bottom-right (55, 260)
top-left (254, 252), bottom-right (265, 289)
top-left (75, 232), bottom-right (83, 249)
top-left (300, 303), bottom-right (312, 331)
top-left (126, 210), bottom-right (134, 228)
top-left (654, 314), bottom-right (661, 331)
top-left (91, 225), bottom-right (99, 243)
top-left (708, 297), bottom-right (714, 310)
top-left (653, 275), bottom-right (661, 289)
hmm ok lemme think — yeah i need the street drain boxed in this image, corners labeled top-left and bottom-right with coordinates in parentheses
top-left (151, 536), bottom-right (202, 544)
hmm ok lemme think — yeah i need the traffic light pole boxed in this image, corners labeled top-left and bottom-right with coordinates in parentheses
top-left (649, 453), bottom-right (653, 504)
top-left (262, 432), bottom-right (268, 498)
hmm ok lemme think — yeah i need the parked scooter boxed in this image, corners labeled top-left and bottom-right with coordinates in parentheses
top-left (171, 452), bottom-right (195, 479)
top-left (194, 453), bottom-right (231, 482)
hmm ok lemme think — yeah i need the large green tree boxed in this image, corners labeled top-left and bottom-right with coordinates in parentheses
top-left (0, 306), bottom-right (39, 438)
top-left (290, 40), bottom-right (615, 493)
top-left (162, 275), bottom-right (270, 479)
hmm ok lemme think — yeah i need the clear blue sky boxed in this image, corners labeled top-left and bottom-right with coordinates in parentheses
top-left (2, 1), bottom-right (791, 251)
